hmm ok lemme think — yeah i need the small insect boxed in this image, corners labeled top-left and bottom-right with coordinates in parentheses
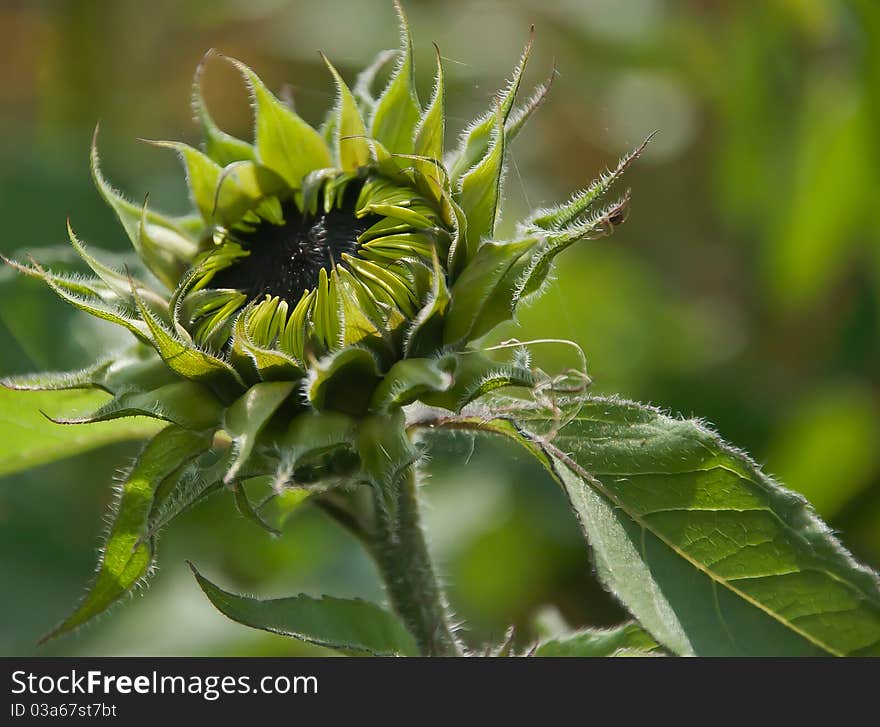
top-left (607, 201), bottom-right (629, 227)
top-left (600, 189), bottom-right (631, 235)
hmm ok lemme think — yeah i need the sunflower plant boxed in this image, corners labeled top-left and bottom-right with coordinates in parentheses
top-left (3, 3), bottom-right (880, 657)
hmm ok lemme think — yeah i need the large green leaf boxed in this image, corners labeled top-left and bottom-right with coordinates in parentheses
top-left (0, 387), bottom-right (162, 478)
top-left (190, 564), bottom-right (419, 656)
top-left (42, 425), bottom-right (212, 641)
top-left (427, 395), bottom-right (880, 656)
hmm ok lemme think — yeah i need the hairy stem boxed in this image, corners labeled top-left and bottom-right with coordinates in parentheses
top-left (369, 465), bottom-right (461, 656)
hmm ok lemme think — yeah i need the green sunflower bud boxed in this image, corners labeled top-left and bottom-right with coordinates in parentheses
top-left (2, 1), bottom-right (644, 640)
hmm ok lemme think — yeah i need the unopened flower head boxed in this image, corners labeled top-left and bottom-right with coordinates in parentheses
top-left (1, 1), bottom-right (647, 642)
top-left (2, 6), bottom-right (643, 638)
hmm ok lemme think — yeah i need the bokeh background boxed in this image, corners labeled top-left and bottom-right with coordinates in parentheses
top-left (1, 0), bottom-right (879, 655)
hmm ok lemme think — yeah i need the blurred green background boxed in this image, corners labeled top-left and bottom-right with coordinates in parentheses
top-left (2, 0), bottom-right (879, 655)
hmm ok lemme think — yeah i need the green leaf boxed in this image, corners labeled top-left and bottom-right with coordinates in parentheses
top-left (431, 395), bottom-right (880, 656)
top-left (146, 451), bottom-right (227, 537)
top-left (343, 254), bottom-right (417, 314)
top-left (322, 53), bottom-right (371, 171)
top-left (229, 57), bottom-right (331, 187)
top-left (535, 622), bottom-right (661, 657)
top-left (0, 387), bottom-right (162, 478)
top-left (370, 1), bottom-right (420, 156)
top-left (42, 426), bottom-right (212, 641)
top-left (190, 564), bottom-right (419, 656)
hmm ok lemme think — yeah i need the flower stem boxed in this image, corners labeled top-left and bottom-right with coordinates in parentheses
top-left (370, 465), bottom-right (461, 656)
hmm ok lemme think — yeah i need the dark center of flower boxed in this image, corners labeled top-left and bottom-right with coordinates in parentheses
top-left (212, 181), bottom-right (380, 304)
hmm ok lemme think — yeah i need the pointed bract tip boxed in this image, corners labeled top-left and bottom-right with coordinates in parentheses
top-left (198, 47), bottom-right (220, 68)
top-left (633, 130), bottom-right (659, 157)
top-left (318, 49), bottom-right (333, 71)
top-left (193, 49), bottom-right (217, 87)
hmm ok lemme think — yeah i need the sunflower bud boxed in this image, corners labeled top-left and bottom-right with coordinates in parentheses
top-left (2, 2), bottom-right (644, 639)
